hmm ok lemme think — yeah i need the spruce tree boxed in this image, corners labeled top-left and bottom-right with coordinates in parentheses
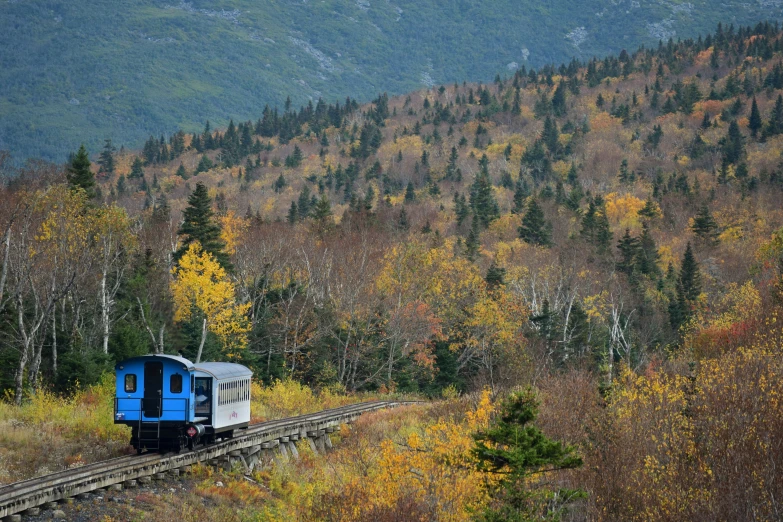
top-left (749, 97), bottom-right (763, 139)
top-left (472, 388), bottom-right (583, 521)
top-left (541, 116), bottom-right (560, 155)
top-left (616, 229), bottom-right (640, 275)
top-left (175, 182), bottom-right (231, 270)
top-left (97, 139), bottom-right (116, 175)
top-left (485, 262), bottom-right (506, 289)
top-left (404, 181), bottom-right (416, 203)
top-left (470, 156), bottom-right (500, 228)
top-left (670, 242), bottom-right (702, 329)
top-left (287, 201), bottom-right (298, 224)
top-left (518, 198), bottom-right (551, 246)
top-left (129, 157), bottom-right (145, 179)
top-left (636, 223), bottom-right (661, 276)
top-left (691, 203), bottom-right (720, 246)
top-left (764, 94), bottom-right (783, 138)
top-left (512, 179), bottom-right (529, 214)
top-left (176, 163), bottom-right (189, 180)
top-left (721, 120), bottom-right (745, 165)
top-left (67, 145), bottom-right (96, 198)
top-left (311, 194), bottom-right (333, 224)
top-left (593, 200), bottom-right (612, 255)
top-left (465, 217), bottom-right (481, 261)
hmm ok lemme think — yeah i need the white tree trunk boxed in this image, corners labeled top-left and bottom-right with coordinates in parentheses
top-left (196, 318), bottom-right (207, 363)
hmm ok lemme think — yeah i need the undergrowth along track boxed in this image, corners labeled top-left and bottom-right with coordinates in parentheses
top-left (0, 400), bottom-right (415, 518)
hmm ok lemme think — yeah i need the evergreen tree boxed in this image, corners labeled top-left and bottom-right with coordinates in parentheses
top-left (691, 203), bottom-right (720, 246)
top-left (465, 217), bottom-right (481, 261)
top-left (196, 154), bottom-right (214, 174)
top-left (470, 156), bottom-right (500, 228)
top-left (297, 185), bottom-right (312, 217)
top-left (512, 179), bottom-right (529, 214)
top-left (638, 197), bottom-right (660, 220)
top-left (551, 81), bottom-right (567, 117)
top-left (749, 97), bottom-right (763, 139)
top-left (636, 223), bottom-right (661, 277)
top-left (593, 201), bottom-right (612, 255)
top-left (311, 194), bottom-right (333, 224)
top-left (287, 201), bottom-right (298, 224)
top-left (541, 116), bottom-right (560, 155)
top-left (129, 157), bottom-right (145, 179)
top-left (175, 182), bottom-right (231, 270)
top-left (518, 198), bottom-right (551, 247)
top-left (404, 181), bottom-right (416, 203)
top-left (274, 174), bottom-right (287, 193)
top-left (616, 229), bottom-right (641, 275)
top-left (670, 243), bottom-right (702, 329)
top-left (485, 262), bottom-right (506, 289)
top-left (97, 139), bottom-right (116, 175)
top-left (454, 192), bottom-right (470, 227)
top-left (472, 390), bottom-right (583, 522)
top-left (764, 94), bottom-right (783, 138)
top-left (397, 206), bottom-right (410, 231)
top-left (116, 174), bottom-right (126, 195)
top-left (176, 163), bottom-right (189, 180)
top-left (721, 120), bottom-right (745, 165)
top-left (67, 145), bottom-right (96, 198)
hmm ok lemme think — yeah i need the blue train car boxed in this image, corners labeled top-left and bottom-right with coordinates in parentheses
top-left (114, 354), bottom-right (252, 453)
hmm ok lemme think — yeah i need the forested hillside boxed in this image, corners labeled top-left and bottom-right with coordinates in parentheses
top-left (1, 0), bottom-right (781, 161)
top-left (3, 20), bottom-right (783, 520)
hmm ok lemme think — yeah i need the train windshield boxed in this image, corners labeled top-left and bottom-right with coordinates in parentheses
top-left (194, 377), bottom-right (212, 416)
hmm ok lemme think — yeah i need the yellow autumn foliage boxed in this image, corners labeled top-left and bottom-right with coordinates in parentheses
top-left (171, 242), bottom-right (251, 357)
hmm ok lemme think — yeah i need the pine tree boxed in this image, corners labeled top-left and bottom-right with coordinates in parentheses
top-left (485, 262), bottom-right (506, 289)
top-left (541, 116), bottom-right (560, 155)
top-left (721, 120), bottom-right (745, 165)
top-left (691, 203), bottom-right (720, 245)
top-left (312, 193), bottom-right (333, 219)
top-left (287, 201), bottom-right (298, 224)
top-left (472, 387), bottom-right (582, 522)
top-left (297, 185), bottom-right (312, 217)
top-left (116, 174), bottom-right (126, 195)
top-left (129, 157), bottom-right (145, 179)
top-left (551, 80), bottom-right (567, 117)
top-left (512, 179), bottom-right (529, 214)
top-left (176, 163), bottom-right (189, 180)
top-left (593, 201), bottom-right (612, 255)
top-left (404, 181), bottom-right (416, 203)
top-left (175, 182), bottom-right (231, 270)
top-left (470, 156), bottom-right (500, 228)
top-left (454, 192), bottom-right (470, 227)
top-left (97, 139), bottom-right (116, 175)
top-left (670, 242), bottom-right (701, 329)
top-left (67, 145), bottom-right (96, 198)
top-left (638, 197), bottom-right (660, 220)
top-left (465, 217), bottom-right (481, 261)
top-left (764, 94), bottom-right (783, 138)
top-left (397, 206), bottom-right (410, 231)
top-left (749, 97), bottom-right (763, 139)
top-left (636, 223), bottom-right (661, 277)
top-left (616, 229), bottom-right (641, 275)
top-left (274, 174), bottom-right (287, 193)
top-left (196, 154), bottom-right (213, 174)
top-left (518, 198), bottom-right (551, 246)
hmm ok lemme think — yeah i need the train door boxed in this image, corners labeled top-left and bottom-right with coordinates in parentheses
top-left (143, 361), bottom-right (163, 417)
top-left (194, 377), bottom-right (212, 421)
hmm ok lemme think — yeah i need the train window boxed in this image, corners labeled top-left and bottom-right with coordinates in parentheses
top-left (170, 374), bottom-right (182, 394)
top-left (124, 374), bottom-right (136, 393)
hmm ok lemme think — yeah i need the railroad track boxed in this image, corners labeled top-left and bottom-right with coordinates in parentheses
top-left (0, 400), bottom-right (416, 519)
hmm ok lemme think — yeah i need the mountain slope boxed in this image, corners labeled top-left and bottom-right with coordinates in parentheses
top-left (1, 0), bottom-right (781, 161)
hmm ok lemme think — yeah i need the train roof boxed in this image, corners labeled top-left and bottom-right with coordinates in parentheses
top-left (194, 362), bottom-right (253, 380)
top-left (115, 353), bottom-right (195, 370)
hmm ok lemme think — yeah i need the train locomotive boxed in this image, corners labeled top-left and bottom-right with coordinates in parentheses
top-left (114, 354), bottom-right (252, 453)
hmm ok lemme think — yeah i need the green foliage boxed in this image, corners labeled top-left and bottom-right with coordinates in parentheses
top-left (473, 389), bottom-right (584, 521)
top-left (175, 182), bottom-right (231, 270)
top-left (518, 198), bottom-right (551, 247)
top-left (3, 1), bottom-right (779, 161)
top-left (67, 145), bottom-right (96, 198)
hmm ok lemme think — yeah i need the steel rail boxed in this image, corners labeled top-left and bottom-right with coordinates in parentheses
top-left (0, 400), bottom-right (418, 518)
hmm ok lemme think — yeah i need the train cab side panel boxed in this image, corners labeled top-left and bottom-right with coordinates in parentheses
top-left (114, 354), bottom-right (196, 452)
